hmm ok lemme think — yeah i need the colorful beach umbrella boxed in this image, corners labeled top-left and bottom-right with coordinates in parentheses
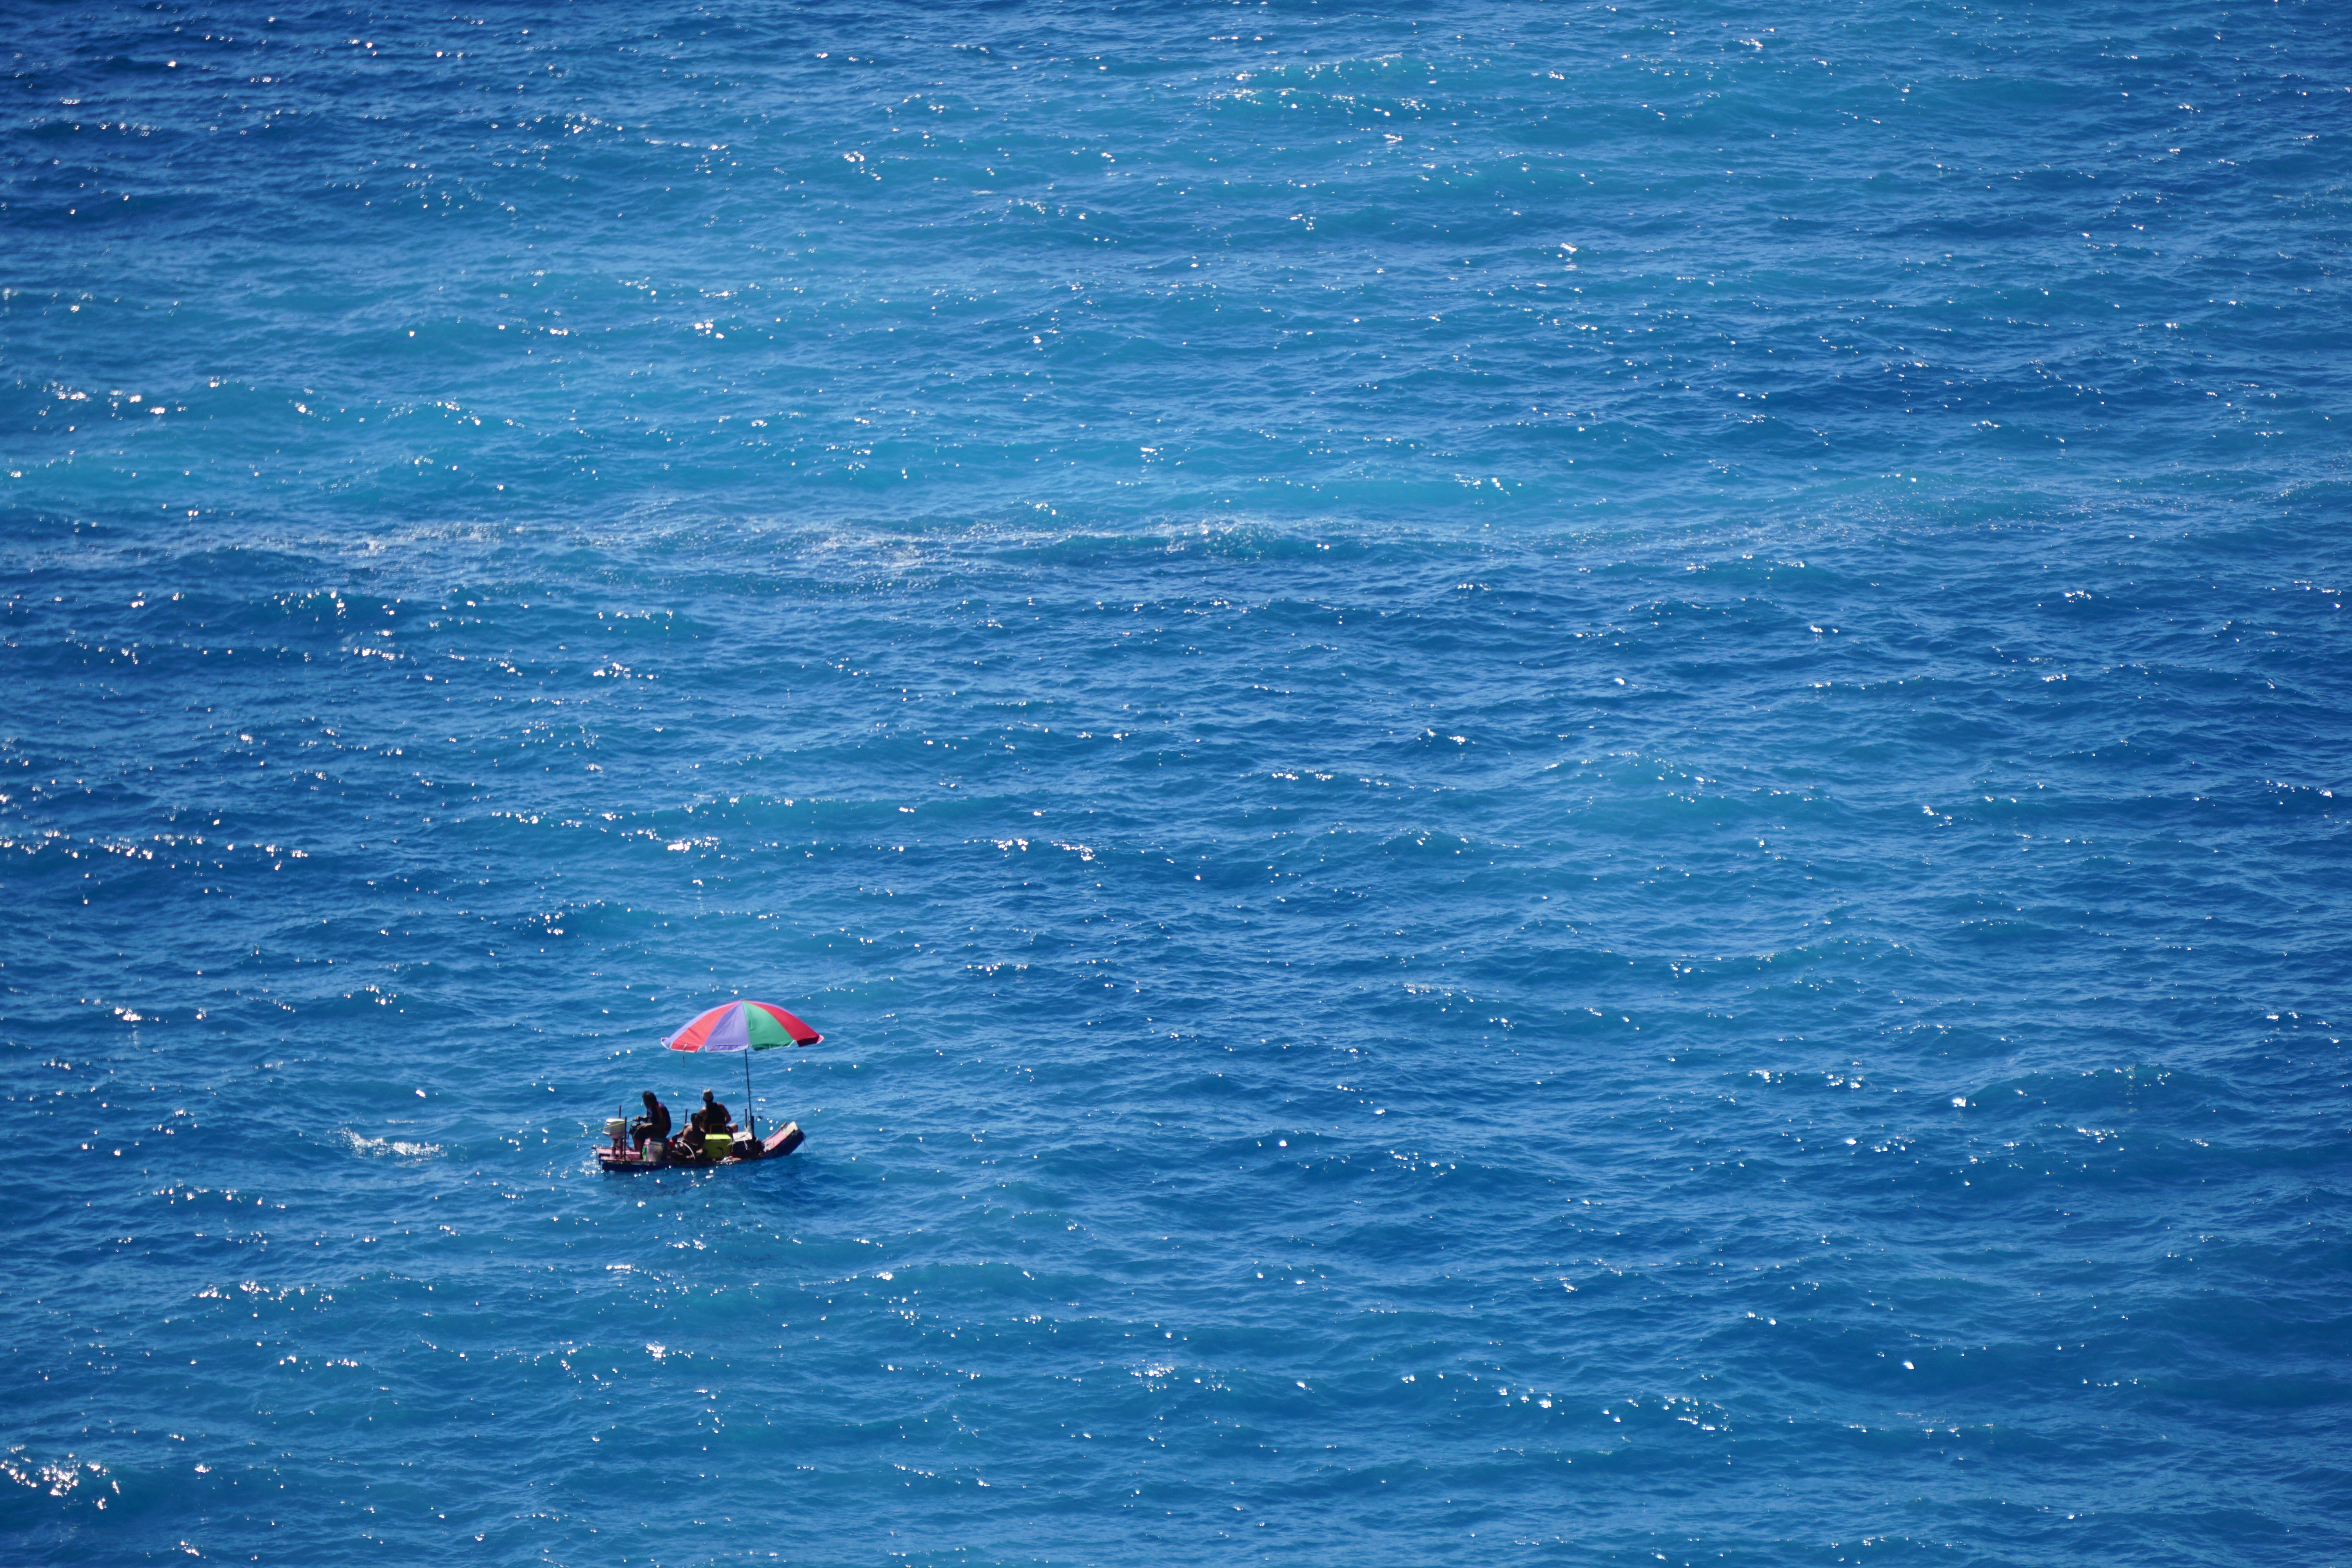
top-left (664, 1000), bottom-right (823, 1053)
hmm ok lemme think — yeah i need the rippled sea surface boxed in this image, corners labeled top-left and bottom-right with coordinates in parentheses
top-left (5, 2), bottom-right (2350, 1563)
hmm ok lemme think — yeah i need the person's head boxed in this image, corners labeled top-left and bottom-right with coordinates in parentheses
top-left (703, 1089), bottom-right (717, 1105)
top-left (642, 1090), bottom-right (658, 1107)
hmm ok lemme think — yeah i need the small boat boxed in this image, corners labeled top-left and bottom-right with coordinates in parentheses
top-left (600, 997), bottom-right (825, 1174)
top-left (597, 1121), bottom-right (804, 1172)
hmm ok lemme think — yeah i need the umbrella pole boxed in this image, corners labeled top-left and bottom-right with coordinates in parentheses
top-left (744, 1050), bottom-right (755, 1140)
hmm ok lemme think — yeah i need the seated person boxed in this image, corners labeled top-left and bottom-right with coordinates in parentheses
top-left (688, 1089), bottom-right (735, 1139)
top-left (629, 1090), bottom-right (671, 1151)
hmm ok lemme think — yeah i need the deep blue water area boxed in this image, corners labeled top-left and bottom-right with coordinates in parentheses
top-left (4, 2), bottom-right (2350, 1563)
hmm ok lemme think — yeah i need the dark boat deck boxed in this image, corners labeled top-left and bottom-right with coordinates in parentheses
top-left (597, 1122), bottom-right (802, 1171)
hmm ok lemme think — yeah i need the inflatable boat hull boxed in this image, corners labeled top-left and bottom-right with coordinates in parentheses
top-left (597, 1121), bottom-right (802, 1172)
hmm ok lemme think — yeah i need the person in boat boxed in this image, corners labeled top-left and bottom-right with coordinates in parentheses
top-left (688, 1089), bottom-right (735, 1140)
top-left (630, 1090), bottom-right (672, 1151)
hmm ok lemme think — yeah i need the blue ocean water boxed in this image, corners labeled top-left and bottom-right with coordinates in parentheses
top-left (5, 0), bottom-right (2350, 1562)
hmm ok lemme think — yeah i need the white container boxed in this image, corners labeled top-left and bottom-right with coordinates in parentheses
top-left (604, 1119), bottom-right (627, 1137)
top-left (639, 1142), bottom-right (663, 1163)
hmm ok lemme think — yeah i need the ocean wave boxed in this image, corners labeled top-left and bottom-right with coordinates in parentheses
top-left (336, 1130), bottom-right (444, 1161)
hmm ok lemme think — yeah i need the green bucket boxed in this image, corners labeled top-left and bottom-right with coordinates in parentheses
top-left (704, 1133), bottom-right (732, 1160)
